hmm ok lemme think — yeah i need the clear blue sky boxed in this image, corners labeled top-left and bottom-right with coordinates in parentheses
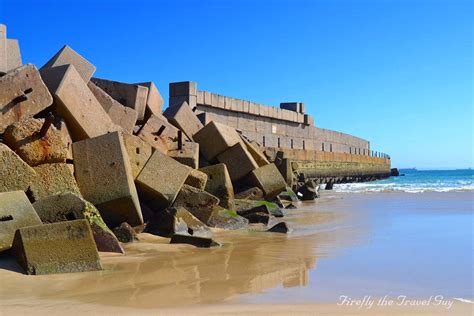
top-left (1, 0), bottom-right (472, 169)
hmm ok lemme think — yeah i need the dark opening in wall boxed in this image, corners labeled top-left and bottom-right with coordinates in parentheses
top-left (278, 138), bottom-right (280, 148)
top-left (358, 148), bottom-right (361, 155)
top-left (330, 144), bottom-right (332, 152)
top-left (349, 147), bottom-right (352, 154)
top-left (322, 143), bottom-right (325, 151)
top-left (263, 136), bottom-right (266, 147)
top-left (291, 139), bottom-right (294, 149)
top-left (303, 140), bottom-right (305, 150)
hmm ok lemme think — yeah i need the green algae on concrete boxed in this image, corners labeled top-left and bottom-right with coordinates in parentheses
top-left (12, 219), bottom-right (102, 275)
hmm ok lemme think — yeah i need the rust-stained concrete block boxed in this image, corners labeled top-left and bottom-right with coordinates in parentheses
top-left (91, 78), bottom-right (148, 121)
top-left (137, 114), bottom-right (181, 153)
top-left (73, 131), bottom-right (143, 227)
top-left (0, 143), bottom-right (36, 192)
top-left (164, 101), bottom-right (203, 140)
top-left (3, 117), bottom-right (68, 166)
top-left (136, 150), bottom-right (190, 210)
top-left (0, 191), bottom-right (42, 252)
top-left (11, 220), bottom-right (102, 275)
top-left (137, 82), bottom-right (164, 117)
top-left (41, 45), bottom-right (96, 82)
top-left (168, 141), bottom-right (199, 169)
top-left (88, 81), bottom-right (137, 134)
top-left (122, 133), bottom-right (152, 179)
top-left (246, 163), bottom-right (287, 199)
top-left (199, 163), bottom-right (234, 210)
top-left (30, 163), bottom-right (82, 201)
top-left (193, 121), bottom-right (243, 161)
top-left (40, 65), bottom-right (117, 141)
top-left (0, 64), bottom-right (53, 133)
top-left (184, 168), bottom-right (208, 190)
top-left (32, 193), bottom-right (124, 253)
top-left (217, 142), bottom-right (258, 182)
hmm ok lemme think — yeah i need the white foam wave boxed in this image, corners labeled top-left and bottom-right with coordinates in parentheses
top-left (333, 182), bottom-right (474, 193)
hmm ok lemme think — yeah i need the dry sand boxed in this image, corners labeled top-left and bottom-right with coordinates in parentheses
top-left (0, 192), bottom-right (472, 315)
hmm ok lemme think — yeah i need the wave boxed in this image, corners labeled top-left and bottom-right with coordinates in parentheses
top-left (333, 182), bottom-right (474, 193)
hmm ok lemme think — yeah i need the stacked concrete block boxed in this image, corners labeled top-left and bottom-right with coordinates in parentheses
top-left (172, 184), bottom-right (220, 223)
top-left (0, 64), bottom-right (53, 133)
top-left (0, 191), bottom-right (42, 252)
top-left (193, 121), bottom-right (243, 161)
top-left (246, 163), bottom-right (287, 199)
top-left (11, 220), bottom-right (102, 275)
top-left (168, 141), bottom-right (199, 169)
top-left (138, 114), bottom-right (182, 152)
top-left (136, 82), bottom-right (164, 117)
top-left (184, 169), bottom-right (208, 190)
top-left (40, 65), bottom-right (118, 141)
top-left (29, 163), bottom-right (82, 201)
top-left (91, 78), bottom-right (148, 121)
top-left (3, 117), bottom-right (68, 166)
top-left (217, 142), bottom-right (259, 182)
top-left (169, 81), bottom-right (197, 108)
top-left (240, 136), bottom-right (270, 167)
top-left (0, 25), bottom-right (22, 74)
top-left (163, 101), bottom-right (203, 140)
top-left (88, 81), bottom-right (137, 134)
top-left (136, 150), bottom-right (191, 210)
top-left (0, 144), bottom-right (36, 192)
top-left (41, 45), bottom-right (96, 82)
top-left (73, 131), bottom-right (143, 227)
top-left (199, 163), bottom-right (235, 210)
top-left (122, 134), bottom-right (153, 179)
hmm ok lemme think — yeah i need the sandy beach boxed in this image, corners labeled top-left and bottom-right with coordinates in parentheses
top-left (1, 191), bottom-right (472, 315)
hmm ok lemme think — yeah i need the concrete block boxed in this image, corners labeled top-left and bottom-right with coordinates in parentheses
top-left (246, 163), bottom-right (287, 199)
top-left (136, 150), bottom-right (190, 210)
top-left (91, 77), bottom-right (148, 121)
top-left (29, 163), bottom-right (81, 201)
top-left (88, 81), bottom-right (137, 134)
top-left (197, 90), bottom-right (204, 104)
top-left (193, 121), bottom-right (243, 161)
top-left (0, 64), bottom-right (53, 133)
top-left (40, 65), bottom-right (117, 141)
top-left (136, 82), bottom-right (164, 117)
top-left (169, 95), bottom-right (197, 109)
top-left (207, 205), bottom-right (248, 230)
top-left (172, 184), bottom-right (220, 223)
top-left (32, 192), bottom-right (123, 253)
top-left (4, 117), bottom-right (68, 166)
top-left (203, 91), bottom-right (212, 105)
top-left (217, 142), bottom-right (258, 182)
top-left (240, 135), bottom-right (270, 167)
top-left (199, 163), bottom-right (234, 210)
top-left (12, 220), bottom-right (102, 275)
top-left (168, 141), bottom-right (199, 169)
top-left (73, 131), bottom-right (143, 227)
top-left (0, 144), bottom-right (36, 192)
top-left (123, 133), bottom-right (153, 179)
top-left (0, 191), bottom-right (42, 252)
top-left (137, 114), bottom-right (181, 153)
top-left (163, 101), bottom-right (203, 140)
top-left (184, 168), bottom-right (208, 190)
top-left (41, 45), bottom-right (95, 82)
top-left (170, 234), bottom-right (216, 248)
top-left (6, 39), bottom-right (22, 72)
top-left (169, 81), bottom-right (197, 97)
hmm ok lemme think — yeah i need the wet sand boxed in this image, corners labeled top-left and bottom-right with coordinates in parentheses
top-left (0, 191), bottom-right (472, 315)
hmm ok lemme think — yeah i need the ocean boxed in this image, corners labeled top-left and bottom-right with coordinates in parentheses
top-left (334, 169), bottom-right (474, 193)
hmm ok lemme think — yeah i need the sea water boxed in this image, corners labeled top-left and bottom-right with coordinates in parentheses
top-left (334, 169), bottom-right (474, 193)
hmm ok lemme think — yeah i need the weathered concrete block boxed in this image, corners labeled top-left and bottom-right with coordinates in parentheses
top-left (0, 191), bottom-right (42, 252)
top-left (170, 234), bottom-right (216, 248)
top-left (145, 207), bottom-right (211, 238)
top-left (0, 143), bottom-right (36, 192)
top-left (172, 184), bottom-right (220, 223)
top-left (240, 135), bottom-right (270, 167)
top-left (199, 163), bottom-right (234, 210)
top-left (3, 117), bottom-right (68, 166)
top-left (0, 64), bottom-right (52, 133)
top-left (237, 205), bottom-right (270, 225)
top-left (169, 81), bottom-right (197, 97)
top-left (112, 222), bottom-right (138, 243)
top-left (267, 222), bottom-right (290, 233)
top-left (136, 150), bottom-right (190, 210)
top-left (184, 168), bottom-right (208, 190)
top-left (168, 141), bottom-right (199, 169)
top-left (32, 193), bottom-right (124, 253)
top-left (12, 220), bottom-right (102, 275)
top-left (137, 82), bottom-right (164, 117)
top-left (122, 133), bottom-right (152, 179)
top-left (91, 77), bottom-right (148, 121)
top-left (6, 39), bottom-right (22, 72)
top-left (193, 121), bottom-right (243, 161)
top-left (41, 45), bottom-right (96, 82)
top-left (40, 65), bottom-right (117, 141)
top-left (73, 131), bottom-right (143, 227)
top-left (235, 187), bottom-right (264, 200)
top-left (138, 114), bottom-right (181, 153)
top-left (217, 142), bottom-right (258, 182)
top-left (246, 163), bottom-right (287, 199)
top-left (30, 163), bottom-right (81, 201)
top-left (88, 81), bottom-right (137, 134)
top-left (207, 206), bottom-right (248, 230)
top-left (164, 101), bottom-right (203, 140)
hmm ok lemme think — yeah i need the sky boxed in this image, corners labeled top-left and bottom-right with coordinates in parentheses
top-left (1, 0), bottom-right (472, 169)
